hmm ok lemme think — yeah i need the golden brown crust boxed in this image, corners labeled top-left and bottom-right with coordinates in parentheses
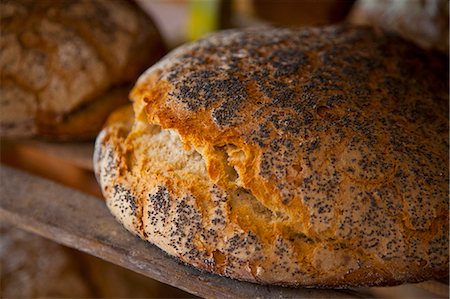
top-left (96, 26), bottom-right (449, 287)
top-left (0, 0), bottom-right (166, 139)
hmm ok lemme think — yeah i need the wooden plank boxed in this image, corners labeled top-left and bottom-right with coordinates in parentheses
top-left (0, 141), bottom-right (101, 197)
top-left (16, 140), bottom-right (94, 170)
top-left (0, 165), bottom-right (362, 299)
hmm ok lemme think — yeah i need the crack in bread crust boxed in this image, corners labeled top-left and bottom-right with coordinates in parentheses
top-left (96, 26), bottom-right (449, 286)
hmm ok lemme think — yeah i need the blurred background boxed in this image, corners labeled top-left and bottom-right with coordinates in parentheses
top-left (136, 0), bottom-right (356, 48)
top-left (136, 0), bottom-right (448, 52)
top-left (1, 0), bottom-right (448, 298)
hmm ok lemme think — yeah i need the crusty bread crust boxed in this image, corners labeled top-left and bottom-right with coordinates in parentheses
top-left (95, 26), bottom-right (449, 287)
top-left (0, 0), bottom-right (166, 139)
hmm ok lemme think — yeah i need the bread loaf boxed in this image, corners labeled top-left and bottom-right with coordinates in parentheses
top-left (94, 26), bottom-right (449, 287)
top-left (0, 0), bottom-right (166, 139)
top-left (349, 0), bottom-right (449, 53)
top-left (0, 222), bottom-right (93, 298)
top-left (0, 222), bottom-right (191, 298)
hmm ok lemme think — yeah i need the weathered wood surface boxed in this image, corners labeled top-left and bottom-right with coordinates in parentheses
top-left (0, 165), bottom-right (363, 299)
top-left (18, 140), bottom-right (94, 170)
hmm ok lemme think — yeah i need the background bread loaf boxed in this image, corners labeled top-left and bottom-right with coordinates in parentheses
top-left (0, 221), bottom-right (193, 298)
top-left (349, 0), bottom-right (449, 53)
top-left (0, 0), bottom-right (166, 139)
top-left (95, 26), bottom-right (449, 287)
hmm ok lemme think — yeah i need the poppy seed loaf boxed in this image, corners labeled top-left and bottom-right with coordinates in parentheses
top-left (94, 26), bottom-right (449, 287)
top-left (0, 0), bottom-right (165, 139)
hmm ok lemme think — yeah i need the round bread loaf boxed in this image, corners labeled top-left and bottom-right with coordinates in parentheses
top-left (94, 26), bottom-right (449, 287)
top-left (0, 0), bottom-right (166, 139)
